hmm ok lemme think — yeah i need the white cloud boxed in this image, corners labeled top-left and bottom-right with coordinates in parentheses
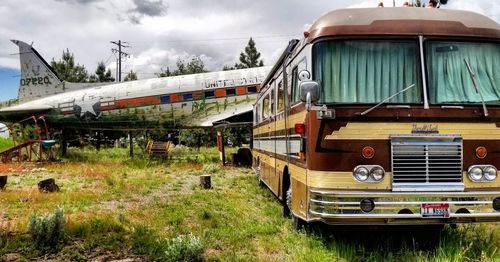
top-left (0, 0), bottom-right (497, 84)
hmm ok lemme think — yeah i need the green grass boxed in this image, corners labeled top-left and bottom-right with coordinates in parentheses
top-left (0, 147), bottom-right (498, 261)
top-left (0, 137), bottom-right (13, 152)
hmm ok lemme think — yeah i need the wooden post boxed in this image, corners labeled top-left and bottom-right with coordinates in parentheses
top-left (38, 178), bottom-right (59, 193)
top-left (0, 176), bottom-right (7, 190)
top-left (61, 130), bottom-right (67, 157)
top-left (217, 131), bottom-right (225, 166)
top-left (199, 175), bottom-right (211, 189)
top-left (129, 130), bottom-right (134, 158)
top-left (96, 131), bottom-right (101, 151)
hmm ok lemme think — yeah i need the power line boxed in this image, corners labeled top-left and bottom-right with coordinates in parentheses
top-left (110, 40), bottom-right (130, 82)
top-left (129, 34), bottom-right (300, 45)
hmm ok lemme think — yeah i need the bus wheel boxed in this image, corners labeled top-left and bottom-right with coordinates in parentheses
top-left (283, 188), bottom-right (292, 217)
top-left (282, 168), bottom-right (291, 217)
top-left (292, 213), bottom-right (307, 231)
top-left (256, 158), bottom-right (264, 186)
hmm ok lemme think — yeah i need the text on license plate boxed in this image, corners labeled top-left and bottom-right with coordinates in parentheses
top-left (421, 203), bottom-right (450, 218)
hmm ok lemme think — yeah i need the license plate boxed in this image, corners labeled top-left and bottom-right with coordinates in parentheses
top-left (421, 203), bottom-right (450, 218)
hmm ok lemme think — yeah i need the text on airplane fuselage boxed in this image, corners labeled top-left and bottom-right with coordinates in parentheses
top-left (204, 77), bottom-right (262, 89)
top-left (20, 76), bottom-right (51, 87)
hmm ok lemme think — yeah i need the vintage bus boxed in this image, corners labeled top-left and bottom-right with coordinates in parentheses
top-left (252, 7), bottom-right (500, 228)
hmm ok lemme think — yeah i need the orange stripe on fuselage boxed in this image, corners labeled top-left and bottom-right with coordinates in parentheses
top-left (236, 87), bottom-right (246, 95)
top-left (115, 96), bottom-right (160, 108)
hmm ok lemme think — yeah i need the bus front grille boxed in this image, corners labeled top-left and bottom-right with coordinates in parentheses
top-left (391, 135), bottom-right (464, 191)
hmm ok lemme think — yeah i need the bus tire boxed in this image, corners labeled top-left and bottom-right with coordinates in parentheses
top-left (282, 168), bottom-right (291, 217)
top-left (292, 213), bottom-right (307, 231)
top-left (255, 157), bottom-right (264, 187)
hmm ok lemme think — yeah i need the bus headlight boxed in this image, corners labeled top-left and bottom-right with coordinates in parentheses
top-left (353, 166), bottom-right (369, 181)
top-left (353, 165), bottom-right (385, 183)
top-left (468, 166), bottom-right (483, 181)
top-left (370, 166), bottom-right (385, 181)
top-left (483, 166), bottom-right (497, 181)
top-left (468, 165), bottom-right (497, 182)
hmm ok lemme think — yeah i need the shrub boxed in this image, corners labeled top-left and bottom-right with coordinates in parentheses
top-left (202, 164), bottom-right (220, 174)
top-left (163, 234), bottom-right (204, 262)
top-left (28, 208), bottom-right (66, 249)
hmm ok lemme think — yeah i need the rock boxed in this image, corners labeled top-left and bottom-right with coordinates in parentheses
top-left (38, 178), bottom-right (60, 193)
top-left (1, 253), bottom-right (21, 262)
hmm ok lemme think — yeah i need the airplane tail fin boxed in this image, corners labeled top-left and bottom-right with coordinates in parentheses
top-left (11, 40), bottom-right (63, 103)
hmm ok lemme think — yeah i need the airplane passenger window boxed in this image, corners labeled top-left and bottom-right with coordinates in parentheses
top-left (204, 90), bottom-right (215, 98)
top-left (226, 88), bottom-right (236, 96)
top-left (183, 93), bottom-right (193, 101)
top-left (160, 95), bottom-right (170, 104)
top-left (247, 86), bottom-right (258, 93)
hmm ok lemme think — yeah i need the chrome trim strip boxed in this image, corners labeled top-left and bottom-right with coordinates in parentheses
top-left (310, 199), bottom-right (492, 205)
top-left (310, 210), bottom-right (500, 219)
top-left (309, 190), bottom-right (500, 197)
top-left (419, 35), bottom-right (429, 109)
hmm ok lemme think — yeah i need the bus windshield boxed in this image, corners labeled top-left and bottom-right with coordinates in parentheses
top-left (426, 41), bottom-right (500, 104)
top-left (313, 40), bottom-right (422, 104)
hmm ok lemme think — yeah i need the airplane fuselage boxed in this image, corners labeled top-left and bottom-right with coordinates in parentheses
top-left (4, 67), bottom-right (271, 129)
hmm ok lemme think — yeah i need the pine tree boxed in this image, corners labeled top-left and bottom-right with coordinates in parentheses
top-left (95, 61), bottom-right (115, 82)
top-left (124, 70), bottom-right (137, 81)
top-left (50, 49), bottom-right (89, 82)
top-left (157, 56), bottom-right (208, 77)
top-left (238, 38), bottom-right (264, 68)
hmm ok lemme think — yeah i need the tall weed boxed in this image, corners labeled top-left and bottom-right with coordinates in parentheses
top-left (28, 208), bottom-right (66, 249)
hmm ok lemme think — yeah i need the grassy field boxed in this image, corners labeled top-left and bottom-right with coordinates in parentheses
top-left (0, 147), bottom-right (499, 261)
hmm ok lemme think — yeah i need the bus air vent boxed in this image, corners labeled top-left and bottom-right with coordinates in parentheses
top-left (391, 135), bottom-right (464, 192)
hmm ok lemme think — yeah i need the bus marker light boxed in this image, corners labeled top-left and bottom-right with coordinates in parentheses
top-left (295, 123), bottom-right (306, 135)
top-left (476, 146), bottom-right (487, 159)
top-left (493, 197), bottom-right (500, 211)
top-left (362, 146), bottom-right (375, 159)
top-left (303, 31), bottom-right (310, 38)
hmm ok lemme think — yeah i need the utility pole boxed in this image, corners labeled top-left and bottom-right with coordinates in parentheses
top-left (110, 40), bottom-right (130, 82)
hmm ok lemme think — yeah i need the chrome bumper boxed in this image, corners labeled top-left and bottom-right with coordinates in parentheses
top-left (309, 189), bottom-right (500, 225)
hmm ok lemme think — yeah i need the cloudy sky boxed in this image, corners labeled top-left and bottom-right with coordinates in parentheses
top-left (0, 0), bottom-right (498, 101)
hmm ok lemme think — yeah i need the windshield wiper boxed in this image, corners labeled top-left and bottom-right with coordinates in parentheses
top-left (464, 59), bottom-right (489, 117)
top-left (358, 84), bottom-right (415, 116)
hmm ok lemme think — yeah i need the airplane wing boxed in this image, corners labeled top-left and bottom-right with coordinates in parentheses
top-left (197, 104), bottom-right (254, 127)
top-left (0, 104), bottom-right (54, 122)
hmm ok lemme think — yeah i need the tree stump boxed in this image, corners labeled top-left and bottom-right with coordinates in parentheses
top-left (38, 178), bottom-right (60, 193)
top-left (0, 176), bottom-right (7, 190)
top-left (199, 175), bottom-right (211, 189)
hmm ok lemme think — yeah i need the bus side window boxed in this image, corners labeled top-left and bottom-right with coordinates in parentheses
top-left (291, 67), bottom-right (298, 103)
top-left (270, 89), bottom-right (275, 117)
top-left (254, 103), bottom-right (259, 124)
top-left (263, 94), bottom-right (270, 119)
top-left (277, 81), bottom-right (284, 111)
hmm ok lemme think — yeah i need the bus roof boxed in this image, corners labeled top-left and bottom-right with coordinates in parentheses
top-left (307, 8), bottom-right (500, 41)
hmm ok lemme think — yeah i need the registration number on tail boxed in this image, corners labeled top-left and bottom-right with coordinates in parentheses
top-left (421, 203), bottom-right (450, 218)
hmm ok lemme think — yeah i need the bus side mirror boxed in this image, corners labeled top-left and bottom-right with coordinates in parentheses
top-left (299, 81), bottom-right (320, 110)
